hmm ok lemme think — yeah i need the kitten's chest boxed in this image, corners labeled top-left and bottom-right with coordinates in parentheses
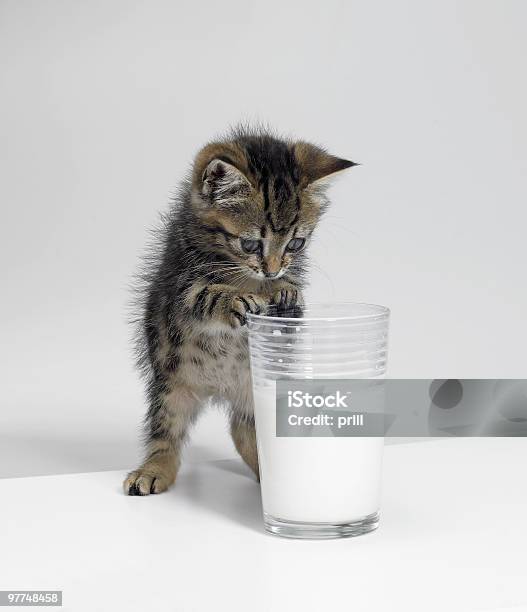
top-left (183, 329), bottom-right (250, 394)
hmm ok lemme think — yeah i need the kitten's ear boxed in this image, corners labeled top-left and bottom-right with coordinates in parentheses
top-left (294, 141), bottom-right (357, 186)
top-left (193, 142), bottom-right (252, 207)
top-left (200, 158), bottom-right (250, 203)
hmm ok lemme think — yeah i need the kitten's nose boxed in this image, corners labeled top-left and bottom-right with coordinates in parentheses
top-left (264, 256), bottom-right (281, 277)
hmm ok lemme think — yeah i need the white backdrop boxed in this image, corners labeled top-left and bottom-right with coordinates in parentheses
top-left (1, 0), bottom-right (526, 478)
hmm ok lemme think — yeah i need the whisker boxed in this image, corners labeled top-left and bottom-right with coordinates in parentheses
top-left (308, 261), bottom-right (336, 297)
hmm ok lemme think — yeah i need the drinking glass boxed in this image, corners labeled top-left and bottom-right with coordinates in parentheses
top-left (247, 303), bottom-right (390, 539)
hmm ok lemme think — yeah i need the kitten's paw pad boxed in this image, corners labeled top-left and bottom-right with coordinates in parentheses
top-left (229, 294), bottom-right (267, 327)
top-left (123, 469), bottom-right (174, 496)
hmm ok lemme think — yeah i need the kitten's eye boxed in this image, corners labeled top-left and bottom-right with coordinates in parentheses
top-left (286, 238), bottom-right (306, 252)
top-left (240, 238), bottom-right (261, 254)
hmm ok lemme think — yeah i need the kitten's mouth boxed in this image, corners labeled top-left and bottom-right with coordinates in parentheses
top-left (249, 269), bottom-right (285, 281)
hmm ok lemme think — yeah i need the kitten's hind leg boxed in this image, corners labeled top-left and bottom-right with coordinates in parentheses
top-left (124, 384), bottom-right (201, 496)
top-left (230, 415), bottom-right (260, 482)
top-left (124, 441), bottom-right (178, 496)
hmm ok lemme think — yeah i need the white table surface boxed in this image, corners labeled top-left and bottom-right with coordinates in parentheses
top-left (1, 438), bottom-right (525, 612)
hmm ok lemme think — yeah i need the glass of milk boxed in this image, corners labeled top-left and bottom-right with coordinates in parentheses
top-left (247, 303), bottom-right (390, 539)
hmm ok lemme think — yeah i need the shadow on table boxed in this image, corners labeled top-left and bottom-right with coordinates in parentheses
top-left (180, 458), bottom-right (264, 534)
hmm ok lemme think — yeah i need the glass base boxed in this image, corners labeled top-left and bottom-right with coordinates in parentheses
top-left (264, 510), bottom-right (380, 540)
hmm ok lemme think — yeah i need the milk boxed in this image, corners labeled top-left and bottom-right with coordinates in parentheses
top-left (253, 386), bottom-right (384, 524)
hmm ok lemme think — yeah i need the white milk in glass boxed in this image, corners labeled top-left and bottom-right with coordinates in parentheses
top-left (253, 385), bottom-right (384, 523)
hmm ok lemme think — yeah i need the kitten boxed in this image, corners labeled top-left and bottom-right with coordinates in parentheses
top-left (124, 126), bottom-right (355, 495)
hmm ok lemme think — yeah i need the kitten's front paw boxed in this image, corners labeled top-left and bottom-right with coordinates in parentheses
top-left (229, 294), bottom-right (267, 328)
top-left (272, 285), bottom-right (303, 312)
top-left (123, 466), bottom-right (175, 496)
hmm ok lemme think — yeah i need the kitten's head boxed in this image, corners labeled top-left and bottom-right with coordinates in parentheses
top-left (190, 127), bottom-right (356, 281)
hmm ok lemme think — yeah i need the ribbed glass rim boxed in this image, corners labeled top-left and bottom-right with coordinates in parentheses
top-left (247, 302), bottom-right (390, 324)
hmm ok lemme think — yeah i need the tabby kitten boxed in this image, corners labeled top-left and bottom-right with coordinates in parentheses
top-left (124, 127), bottom-right (355, 495)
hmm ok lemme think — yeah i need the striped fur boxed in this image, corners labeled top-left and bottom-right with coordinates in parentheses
top-left (124, 126), bottom-right (355, 495)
